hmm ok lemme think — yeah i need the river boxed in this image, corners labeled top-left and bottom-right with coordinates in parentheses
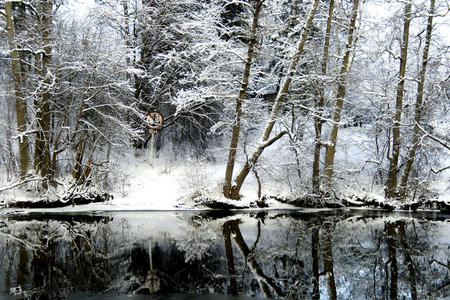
top-left (0, 209), bottom-right (449, 299)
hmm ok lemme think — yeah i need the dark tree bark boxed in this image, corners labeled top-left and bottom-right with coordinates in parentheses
top-left (229, 220), bottom-right (285, 297)
top-left (322, 0), bottom-right (360, 187)
top-left (5, 1), bottom-right (30, 178)
top-left (323, 230), bottom-right (337, 299)
top-left (399, 0), bottom-right (435, 198)
top-left (223, 222), bottom-right (238, 296)
top-left (398, 222), bottom-right (417, 300)
top-left (385, 222), bottom-right (398, 300)
top-left (312, 0), bottom-right (334, 193)
top-left (311, 227), bottom-right (320, 299)
top-left (227, 0), bottom-right (320, 200)
top-left (34, 0), bottom-right (54, 186)
top-left (223, 0), bottom-right (263, 197)
top-left (385, 1), bottom-right (412, 198)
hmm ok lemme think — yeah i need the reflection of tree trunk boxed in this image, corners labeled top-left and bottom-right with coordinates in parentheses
top-left (386, 222), bottom-right (398, 300)
top-left (229, 220), bottom-right (284, 297)
top-left (223, 222), bottom-right (238, 296)
top-left (18, 242), bottom-right (29, 287)
top-left (323, 230), bottom-right (337, 299)
top-left (311, 227), bottom-right (320, 299)
top-left (398, 222), bottom-right (417, 300)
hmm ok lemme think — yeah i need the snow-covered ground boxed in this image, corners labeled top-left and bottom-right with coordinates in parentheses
top-left (1, 124), bottom-right (449, 213)
top-left (0, 149), bottom-right (297, 213)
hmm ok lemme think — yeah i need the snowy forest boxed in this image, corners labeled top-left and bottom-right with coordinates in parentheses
top-left (0, 0), bottom-right (449, 207)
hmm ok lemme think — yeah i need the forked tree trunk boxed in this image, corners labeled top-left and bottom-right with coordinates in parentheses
top-left (223, 0), bottom-right (263, 197)
top-left (312, 0), bottom-right (334, 193)
top-left (399, 0), bottom-right (435, 198)
top-left (322, 0), bottom-right (360, 187)
top-left (385, 1), bottom-right (412, 198)
top-left (5, 1), bottom-right (30, 178)
top-left (228, 220), bottom-right (284, 297)
top-left (226, 0), bottom-right (320, 200)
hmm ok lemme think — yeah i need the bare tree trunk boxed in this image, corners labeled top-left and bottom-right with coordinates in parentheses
top-left (5, 1), bottom-right (30, 178)
top-left (399, 0), bottom-right (435, 197)
top-left (227, 0), bottom-right (320, 200)
top-left (223, 0), bottom-right (263, 197)
top-left (312, 0), bottom-right (334, 193)
top-left (322, 0), bottom-right (360, 187)
top-left (72, 137), bottom-right (86, 182)
top-left (386, 1), bottom-right (412, 198)
top-left (33, 0), bottom-right (54, 188)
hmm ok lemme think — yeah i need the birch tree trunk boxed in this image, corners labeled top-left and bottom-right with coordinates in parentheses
top-left (5, 1), bottom-right (30, 178)
top-left (399, 0), bottom-right (435, 198)
top-left (385, 1), bottom-right (412, 198)
top-left (226, 0), bottom-right (320, 200)
top-left (312, 0), bottom-right (334, 193)
top-left (322, 0), bottom-right (360, 187)
top-left (223, 0), bottom-right (263, 197)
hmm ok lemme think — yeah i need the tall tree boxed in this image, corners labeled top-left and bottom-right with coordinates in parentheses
top-left (33, 0), bottom-right (54, 185)
top-left (312, 0), bottom-right (335, 193)
top-left (225, 0), bottom-right (320, 200)
top-left (399, 0), bottom-right (435, 198)
top-left (5, 1), bottom-right (30, 178)
top-left (322, 0), bottom-right (360, 187)
top-left (223, 0), bottom-right (263, 198)
top-left (385, 0), bottom-right (412, 198)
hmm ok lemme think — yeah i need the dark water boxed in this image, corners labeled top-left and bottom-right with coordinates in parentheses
top-left (0, 209), bottom-right (449, 299)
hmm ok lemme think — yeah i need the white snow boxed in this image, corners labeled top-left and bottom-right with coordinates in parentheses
top-left (0, 149), bottom-right (298, 214)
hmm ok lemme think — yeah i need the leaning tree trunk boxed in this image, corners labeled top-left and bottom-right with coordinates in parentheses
top-left (227, 0), bottom-right (320, 200)
top-left (322, 0), bottom-right (360, 187)
top-left (399, 0), bottom-right (435, 198)
top-left (5, 1), bottom-right (30, 178)
top-left (223, 0), bottom-right (263, 197)
top-left (385, 1), bottom-right (412, 198)
top-left (312, 0), bottom-right (334, 193)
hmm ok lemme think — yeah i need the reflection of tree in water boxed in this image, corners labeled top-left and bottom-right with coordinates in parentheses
top-left (332, 217), bottom-right (449, 299)
top-left (190, 213), bottom-right (449, 299)
top-left (0, 216), bottom-right (114, 298)
top-left (0, 213), bottom-right (448, 298)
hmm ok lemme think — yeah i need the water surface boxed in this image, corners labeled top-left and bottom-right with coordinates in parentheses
top-left (0, 209), bottom-right (449, 299)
